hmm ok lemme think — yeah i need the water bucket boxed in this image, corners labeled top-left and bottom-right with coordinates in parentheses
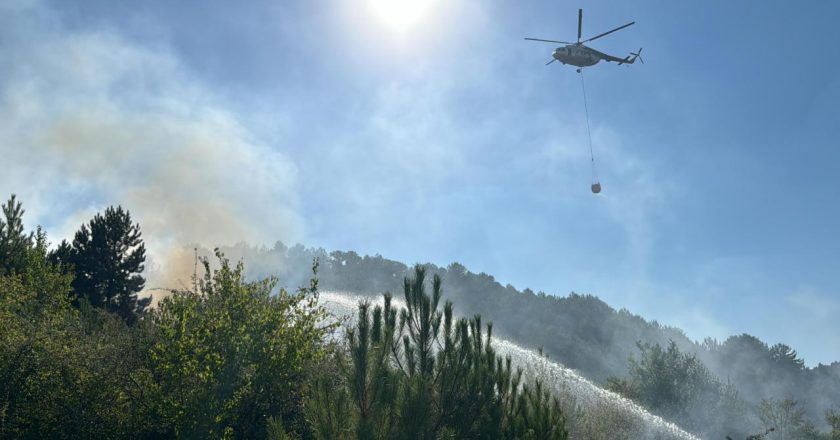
top-left (591, 182), bottom-right (601, 194)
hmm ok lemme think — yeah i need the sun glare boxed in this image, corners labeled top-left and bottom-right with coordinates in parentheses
top-left (367, 0), bottom-right (438, 33)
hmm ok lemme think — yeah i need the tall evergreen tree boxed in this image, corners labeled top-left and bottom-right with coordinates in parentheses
top-left (59, 206), bottom-right (149, 324)
top-left (0, 195), bottom-right (33, 276)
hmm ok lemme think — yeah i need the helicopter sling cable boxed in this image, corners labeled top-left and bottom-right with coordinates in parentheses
top-left (579, 70), bottom-right (601, 194)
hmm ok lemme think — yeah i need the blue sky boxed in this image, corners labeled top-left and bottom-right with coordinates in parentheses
top-left (2, 0), bottom-right (840, 365)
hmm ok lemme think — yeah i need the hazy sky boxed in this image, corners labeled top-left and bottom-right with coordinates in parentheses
top-left (2, 0), bottom-right (839, 365)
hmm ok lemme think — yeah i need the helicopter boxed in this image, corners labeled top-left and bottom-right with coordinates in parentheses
top-left (525, 9), bottom-right (642, 72)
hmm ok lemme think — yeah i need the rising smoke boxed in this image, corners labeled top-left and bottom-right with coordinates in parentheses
top-left (0, 2), bottom-right (303, 291)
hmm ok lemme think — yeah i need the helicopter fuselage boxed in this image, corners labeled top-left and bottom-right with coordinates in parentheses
top-left (526, 9), bottom-right (639, 69)
top-left (552, 44), bottom-right (600, 67)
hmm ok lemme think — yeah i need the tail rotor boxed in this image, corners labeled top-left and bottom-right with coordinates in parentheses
top-left (630, 47), bottom-right (644, 64)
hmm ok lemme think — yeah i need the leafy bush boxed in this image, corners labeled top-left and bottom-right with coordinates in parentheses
top-left (141, 251), bottom-right (333, 438)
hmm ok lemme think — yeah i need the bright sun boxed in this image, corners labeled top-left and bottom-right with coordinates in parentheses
top-left (367, 0), bottom-right (438, 33)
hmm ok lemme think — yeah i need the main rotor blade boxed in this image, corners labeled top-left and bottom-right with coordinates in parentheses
top-left (581, 21), bottom-right (635, 43)
top-left (577, 9), bottom-right (583, 42)
top-left (525, 37), bottom-right (574, 44)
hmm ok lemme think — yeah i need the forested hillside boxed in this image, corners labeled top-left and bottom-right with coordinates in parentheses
top-left (218, 242), bottom-right (840, 433)
top-left (4, 192), bottom-right (840, 438)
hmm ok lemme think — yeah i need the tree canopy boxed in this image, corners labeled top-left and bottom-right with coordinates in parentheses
top-left (51, 206), bottom-right (149, 323)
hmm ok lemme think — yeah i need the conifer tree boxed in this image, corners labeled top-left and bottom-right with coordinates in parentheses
top-left (310, 265), bottom-right (568, 440)
top-left (58, 206), bottom-right (149, 324)
top-left (0, 195), bottom-right (34, 276)
top-left (347, 297), bottom-right (399, 439)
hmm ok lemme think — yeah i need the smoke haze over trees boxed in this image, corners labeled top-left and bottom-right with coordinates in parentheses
top-left (212, 241), bottom-right (840, 433)
top-left (1, 179), bottom-right (840, 440)
top-left (4, 192), bottom-right (840, 438)
top-left (1, 195), bottom-right (577, 439)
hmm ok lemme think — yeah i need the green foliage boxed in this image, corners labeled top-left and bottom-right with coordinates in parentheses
top-left (307, 265), bottom-right (568, 440)
top-left (5, 197), bottom-right (562, 439)
top-left (0, 197), bottom-right (337, 439)
top-left (0, 249), bottom-right (72, 437)
top-left (305, 349), bottom-right (353, 440)
top-left (0, 195), bottom-right (33, 276)
top-left (0, 225), bottom-right (151, 438)
top-left (143, 251), bottom-right (333, 438)
top-left (233, 243), bottom-right (840, 428)
top-left (52, 205), bottom-right (149, 323)
top-left (757, 398), bottom-right (822, 440)
top-left (769, 344), bottom-right (805, 371)
top-left (503, 380), bottom-right (568, 440)
top-left (347, 298), bottom-right (399, 439)
top-left (266, 416), bottom-right (298, 440)
top-left (10, 195), bottom-right (837, 438)
top-left (826, 408), bottom-right (840, 440)
top-left (607, 340), bottom-right (748, 438)
top-left (1, 247), bottom-right (334, 439)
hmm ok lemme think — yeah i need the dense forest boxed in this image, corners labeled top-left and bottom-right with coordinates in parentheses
top-left (3, 193), bottom-right (840, 439)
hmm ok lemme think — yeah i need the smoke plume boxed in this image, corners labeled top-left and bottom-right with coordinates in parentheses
top-left (0, 2), bottom-right (303, 292)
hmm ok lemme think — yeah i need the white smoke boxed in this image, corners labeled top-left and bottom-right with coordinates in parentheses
top-left (0, 2), bottom-right (303, 291)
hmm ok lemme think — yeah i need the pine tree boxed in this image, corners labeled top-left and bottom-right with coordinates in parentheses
top-left (60, 206), bottom-right (149, 324)
top-left (316, 265), bottom-right (568, 440)
top-left (769, 343), bottom-right (805, 370)
top-left (0, 195), bottom-right (34, 276)
top-left (347, 297), bottom-right (399, 439)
